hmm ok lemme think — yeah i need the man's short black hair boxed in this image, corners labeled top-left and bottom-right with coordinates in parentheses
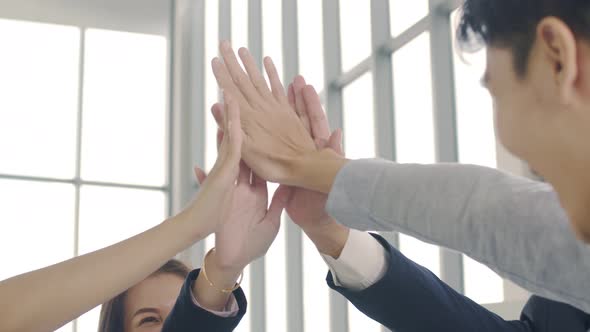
top-left (457, 0), bottom-right (590, 77)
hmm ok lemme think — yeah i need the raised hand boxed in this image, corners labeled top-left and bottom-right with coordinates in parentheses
top-left (210, 74), bottom-right (350, 259)
top-left (282, 76), bottom-right (350, 258)
top-left (281, 76), bottom-right (339, 229)
top-left (192, 99), bottom-right (291, 311)
top-left (182, 93), bottom-right (245, 238)
top-left (211, 41), bottom-right (318, 185)
top-left (197, 104), bottom-right (292, 275)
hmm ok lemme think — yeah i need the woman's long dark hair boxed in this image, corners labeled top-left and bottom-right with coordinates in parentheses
top-left (97, 259), bottom-right (191, 332)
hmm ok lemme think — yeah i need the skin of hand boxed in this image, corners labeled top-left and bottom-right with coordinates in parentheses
top-left (192, 110), bottom-right (291, 310)
top-left (211, 41), bottom-right (348, 192)
top-left (211, 74), bottom-right (350, 259)
top-left (282, 76), bottom-right (350, 259)
top-left (0, 94), bottom-right (247, 332)
top-left (211, 41), bottom-right (319, 185)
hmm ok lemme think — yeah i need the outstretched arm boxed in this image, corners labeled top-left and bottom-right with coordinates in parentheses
top-left (211, 43), bottom-right (590, 315)
top-left (192, 104), bottom-right (290, 312)
top-left (161, 97), bottom-right (292, 332)
top-left (0, 95), bottom-right (245, 332)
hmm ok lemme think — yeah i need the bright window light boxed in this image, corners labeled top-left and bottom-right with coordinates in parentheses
top-left (264, 217), bottom-right (287, 332)
top-left (81, 29), bottom-right (167, 186)
top-left (302, 236), bottom-right (330, 332)
top-left (261, 85), bottom-right (288, 331)
top-left (343, 73), bottom-right (376, 160)
top-left (263, 0), bottom-right (284, 85)
top-left (339, 0), bottom-right (372, 73)
top-left (298, 0), bottom-right (325, 91)
top-left (390, 0), bottom-right (429, 37)
top-left (77, 186), bottom-right (166, 255)
top-left (342, 72), bottom-right (382, 332)
top-left (0, 180), bottom-right (75, 281)
top-left (0, 19), bottom-right (79, 179)
top-left (231, 0), bottom-right (249, 50)
top-left (205, 0), bottom-right (220, 172)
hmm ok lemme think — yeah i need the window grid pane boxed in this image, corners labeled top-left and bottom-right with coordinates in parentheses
top-left (1, 14), bottom-right (171, 332)
top-left (298, 0), bottom-right (324, 91)
top-left (0, 19), bottom-right (79, 179)
top-left (452, 10), bottom-right (504, 304)
top-left (342, 72), bottom-right (382, 332)
top-left (0, 180), bottom-right (75, 281)
top-left (339, 0), bottom-right (371, 73)
top-left (343, 73), bottom-right (376, 160)
top-left (205, 0), bottom-right (220, 172)
top-left (302, 236), bottom-right (330, 332)
top-left (263, 0), bottom-right (284, 86)
top-left (392, 32), bottom-right (441, 277)
top-left (81, 29), bottom-right (168, 186)
top-left (389, 0), bottom-right (429, 37)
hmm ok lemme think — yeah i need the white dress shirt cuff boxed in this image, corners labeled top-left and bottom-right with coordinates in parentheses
top-left (322, 229), bottom-right (388, 291)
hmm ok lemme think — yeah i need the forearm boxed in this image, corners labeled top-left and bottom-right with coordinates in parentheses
top-left (0, 210), bottom-right (206, 332)
top-left (304, 221), bottom-right (350, 259)
top-left (287, 149), bottom-right (349, 194)
top-left (193, 250), bottom-right (242, 312)
top-left (325, 159), bottom-right (590, 314)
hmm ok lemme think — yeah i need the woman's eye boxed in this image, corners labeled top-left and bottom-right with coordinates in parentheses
top-left (138, 316), bottom-right (161, 326)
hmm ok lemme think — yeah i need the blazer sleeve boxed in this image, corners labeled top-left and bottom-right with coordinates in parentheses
top-left (162, 269), bottom-right (247, 332)
top-left (520, 295), bottom-right (590, 332)
top-left (327, 233), bottom-right (531, 332)
top-left (326, 159), bottom-right (590, 314)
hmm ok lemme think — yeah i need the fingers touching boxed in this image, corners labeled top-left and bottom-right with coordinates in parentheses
top-left (238, 48), bottom-right (274, 100)
top-left (292, 76), bottom-right (311, 134)
top-left (265, 185), bottom-right (292, 226)
top-left (263, 56), bottom-right (287, 103)
top-left (194, 167), bottom-right (207, 185)
top-left (302, 85), bottom-right (330, 141)
top-left (213, 41), bottom-right (288, 109)
top-left (327, 128), bottom-right (344, 156)
top-left (219, 94), bottom-right (242, 165)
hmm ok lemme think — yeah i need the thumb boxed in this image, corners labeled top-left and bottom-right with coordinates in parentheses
top-left (265, 185), bottom-right (292, 226)
top-left (194, 166), bottom-right (207, 185)
top-left (314, 138), bottom-right (328, 149)
top-left (327, 128), bottom-right (344, 156)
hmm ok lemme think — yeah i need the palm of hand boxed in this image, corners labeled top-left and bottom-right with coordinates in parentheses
top-left (215, 181), bottom-right (278, 270)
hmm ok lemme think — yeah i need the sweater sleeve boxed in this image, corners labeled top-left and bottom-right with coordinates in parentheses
top-left (326, 159), bottom-right (590, 314)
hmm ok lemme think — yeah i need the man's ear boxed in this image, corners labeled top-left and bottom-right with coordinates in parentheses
top-left (536, 17), bottom-right (578, 104)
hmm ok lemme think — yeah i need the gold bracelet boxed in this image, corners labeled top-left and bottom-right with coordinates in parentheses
top-left (201, 247), bottom-right (243, 294)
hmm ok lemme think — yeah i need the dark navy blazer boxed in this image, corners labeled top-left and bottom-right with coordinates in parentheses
top-left (328, 234), bottom-right (590, 332)
top-left (159, 235), bottom-right (590, 331)
top-left (162, 269), bottom-right (247, 332)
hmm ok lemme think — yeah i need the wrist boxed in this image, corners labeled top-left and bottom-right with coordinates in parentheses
top-left (205, 250), bottom-right (243, 289)
top-left (304, 221), bottom-right (350, 259)
top-left (193, 249), bottom-right (241, 312)
top-left (286, 149), bottom-right (348, 194)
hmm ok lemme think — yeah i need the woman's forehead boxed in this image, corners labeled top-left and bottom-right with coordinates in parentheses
top-left (124, 274), bottom-right (184, 315)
